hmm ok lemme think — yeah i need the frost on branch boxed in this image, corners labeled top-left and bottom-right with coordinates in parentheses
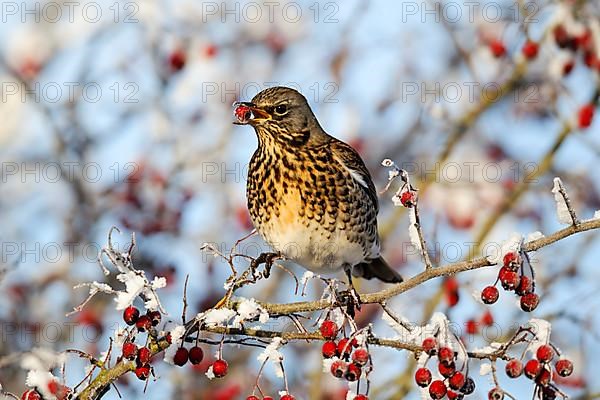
top-left (551, 177), bottom-right (576, 225)
top-left (257, 337), bottom-right (285, 378)
top-left (489, 232), bottom-right (522, 265)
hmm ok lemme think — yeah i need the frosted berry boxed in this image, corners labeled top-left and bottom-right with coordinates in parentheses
top-left (524, 359), bottom-right (542, 379)
top-left (330, 360), bottom-right (347, 378)
top-left (338, 338), bottom-right (353, 357)
top-left (520, 293), bottom-right (540, 312)
top-left (137, 346), bottom-right (152, 364)
top-left (536, 345), bottom-right (554, 363)
top-left (352, 348), bottom-right (369, 366)
top-left (345, 363), bottom-right (362, 381)
top-left (536, 368), bottom-right (552, 386)
top-left (449, 371), bottom-right (465, 390)
top-left (499, 267), bottom-right (519, 291)
top-left (503, 251), bottom-right (520, 269)
top-left (460, 377), bottom-right (475, 394)
top-left (422, 337), bottom-right (437, 355)
top-left (522, 40), bottom-right (539, 59)
top-left (515, 276), bottom-right (533, 296)
top-left (481, 286), bottom-right (499, 304)
top-left (322, 341), bottom-right (337, 358)
top-left (21, 390), bottom-right (42, 400)
top-left (353, 396), bottom-right (369, 400)
top-left (414, 367), bottom-right (432, 387)
top-left (438, 347), bottom-right (454, 366)
top-left (320, 320), bottom-right (338, 340)
top-left (400, 190), bottom-right (416, 207)
top-left (246, 396), bottom-right (260, 400)
top-left (489, 39), bottom-right (506, 58)
top-left (578, 104), bottom-right (595, 128)
top-left (555, 359), bottom-right (573, 377)
top-left (136, 315), bottom-right (152, 332)
top-left (212, 359), bottom-right (228, 377)
top-left (189, 346), bottom-right (204, 365)
top-left (505, 358), bottom-right (523, 378)
top-left (135, 364), bottom-right (150, 380)
top-left (447, 390), bottom-right (464, 400)
top-left (123, 306), bottom-right (140, 325)
top-left (488, 387), bottom-right (504, 400)
top-left (280, 395), bottom-right (295, 400)
top-left (122, 342), bottom-right (137, 360)
top-left (147, 310), bottom-right (161, 326)
top-left (429, 380), bottom-right (447, 399)
top-left (173, 347), bottom-right (189, 366)
top-left (438, 361), bottom-right (455, 378)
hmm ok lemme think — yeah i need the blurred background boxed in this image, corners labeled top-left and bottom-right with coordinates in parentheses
top-left (0, 0), bottom-right (599, 398)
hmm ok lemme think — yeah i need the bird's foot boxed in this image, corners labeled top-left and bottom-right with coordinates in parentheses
top-left (250, 252), bottom-right (281, 279)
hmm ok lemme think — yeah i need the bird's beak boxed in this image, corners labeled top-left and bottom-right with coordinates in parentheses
top-left (233, 102), bottom-right (271, 125)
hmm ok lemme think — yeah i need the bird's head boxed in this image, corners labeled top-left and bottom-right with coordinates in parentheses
top-left (233, 86), bottom-right (323, 147)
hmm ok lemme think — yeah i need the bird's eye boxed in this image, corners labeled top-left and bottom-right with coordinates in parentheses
top-left (274, 105), bottom-right (288, 115)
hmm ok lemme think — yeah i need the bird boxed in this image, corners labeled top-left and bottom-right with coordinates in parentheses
top-left (233, 86), bottom-right (402, 286)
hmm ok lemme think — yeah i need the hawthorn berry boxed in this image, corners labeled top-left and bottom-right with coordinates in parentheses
top-left (499, 267), bottom-right (519, 291)
top-left (466, 319), bottom-right (478, 335)
top-left (352, 348), bottom-right (369, 366)
top-left (522, 40), bottom-right (539, 59)
top-left (136, 315), bottom-right (152, 332)
top-left (489, 39), bottom-right (506, 58)
top-left (488, 387), bottom-right (504, 400)
top-left (447, 390), bottom-right (464, 400)
top-left (536, 368), bottom-right (552, 386)
top-left (21, 390), bottom-right (42, 400)
top-left (280, 395), bottom-right (295, 400)
top-left (563, 60), bottom-right (575, 76)
top-left (520, 293), bottom-right (540, 312)
top-left (505, 358), bottom-right (523, 378)
top-left (553, 25), bottom-right (572, 49)
top-left (189, 346), bottom-right (204, 365)
top-left (322, 341), bottom-right (337, 358)
top-left (123, 306), bottom-right (140, 325)
top-left (400, 190), bottom-right (416, 207)
top-left (503, 251), bottom-right (520, 269)
top-left (263, 397), bottom-right (274, 400)
top-left (122, 342), bottom-right (138, 360)
top-left (481, 310), bottom-right (494, 327)
top-left (414, 367), bottom-right (432, 387)
top-left (353, 396), bottom-right (369, 400)
top-left (135, 364), bottom-right (151, 380)
top-left (438, 361), bottom-right (455, 378)
top-left (449, 371), bottom-right (465, 390)
top-left (212, 359), bottom-right (228, 378)
top-left (137, 346), bottom-right (152, 364)
top-left (331, 360), bottom-right (347, 378)
top-left (147, 310), bottom-right (161, 326)
top-left (168, 49), bottom-right (186, 71)
top-left (319, 320), bottom-right (338, 340)
top-left (578, 104), bottom-right (595, 128)
top-left (173, 347), bottom-right (189, 366)
top-left (515, 276), bottom-right (533, 296)
top-left (524, 359), bottom-right (542, 379)
top-left (536, 345), bottom-right (554, 363)
top-left (438, 347), bottom-right (454, 366)
top-left (460, 377), bottom-right (475, 394)
top-left (246, 396), bottom-right (260, 400)
top-left (429, 380), bottom-right (447, 399)
top-left (422, 337), bottom-right (437, 355)
top-left (345, 363), bottom-right (362, 381)
top-left (481, 286), bottom-right (499, 304)
top-left (555, 359), bottom-right (573, 377)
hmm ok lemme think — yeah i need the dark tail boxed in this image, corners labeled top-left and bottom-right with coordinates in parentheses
top-left (356, 256), bottom-right (403, 283)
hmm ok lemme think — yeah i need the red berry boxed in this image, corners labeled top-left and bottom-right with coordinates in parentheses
top-left (449, 371), bottom-right (465, 390)
top-left (503, 251), bottom-right (521, 269)
top-left (499, 267), bottom-right (519, 291)
top-left (173, 347), bottom-right (189, 366)
top-left (489, 39), bottom-right (506, 58)
top-left (429, 380), bottom-right (447, 399)
top-left (488, 387), bottom-right (504, 400)
top-left (553, 25), bottom-right (572, 49)
top-left (165, 332), bottom-right (172, 344)
top-left (465, 319), bottom-right (478, 335)
top-left (578, 104), bottom-right (595, 128)
top-left (438, 361), bottom-right (455, 378)
top-left (322, 341), bottom-right (337, 358)
top-left (460, 377), bottom-right (475, 394)
top-left (320, 320), bottom-right (338, 340)
top-left (136, 315), bottom-right (152, 332)
top-left (345, 363), bottom-right (362, 381)
top-left (438, 347), bottom-right (454, 366)
top-left (137, 347), bottom-right (152, 364)
top-left (264, 397), bottom-right (274, 400)
top-left (422, 337), bottom-right (437, 355)
top-left (189, 346), bottom-right (204, 365)
top-left (338, 338), bottom-right (352, 357)
top-left (525, 359), bottom-right (542, 379)
top-left (330, 360), bottom-right (347, 378)
top-left (135, 364), bottom-right (151, 380)
top-left (520, 293), bottom-right (540, 312)
top-left (563, 60), bottom-right (575, 75)
top-left (204, 44), bottom-right (218, 58)
top-left (536, 345), bottom-right (554, 363)
top-left (555, 359), bottom-right (573, 377)
top-left (447, 390), bottom-right (464, 400)
top-left (122, 342), bottom-right (137, 360)
top-left (212, 359), bottom-right (228, 378)
top-left (400, 190), bottom-right (416, 207)
top-left (505, 358), bottom-right (523, 378)
top-left (247, 396), bottom-right (260, 400)
top-left (351, 348), bottom-right (369, 366)
top-left (481, 286), bottom-right (499, 304)
top-left (353, 396), bottom-right (369, 400)
top-left (415, 367), bottom-right (432, 387)
top-left (280, 395), bottom-right (295, 400)
top-left (147, 310), bottom-right (161, 326)
top-left (481, 310), bottom-right (494, 326)
top-left (21, 390), bottom-right (42, 400)
top-left (522, 40), bottom-right (539, 59)
top-left (123, 306), bottom-right (140, 325)
top-left (536, 367), bottom-right (552, 386)
top-left (169, 49), bottom-right (186, 71)
top-left (515, 276), bottom-right (533, 296)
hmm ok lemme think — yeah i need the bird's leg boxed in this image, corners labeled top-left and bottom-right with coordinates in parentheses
top-left (250, 252), bottom-right (281, 279)
top-left (344, 266), bottom-right (362, 316)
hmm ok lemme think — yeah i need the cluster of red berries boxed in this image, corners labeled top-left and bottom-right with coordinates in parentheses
top-left (415, 337), bottom-right (476, 399)
top-left (122, 305), bottom-right (166, 380)
top-left (246, 394), bottom-right (295, 400)
top-left (21, 380), bottom-right (71, 400)
top-left (480, 251), bottom-right (539, 312)
top-left (320, 320), bottom-right (371, 400)
top-left (501, 345), bottom-right (573, 399)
